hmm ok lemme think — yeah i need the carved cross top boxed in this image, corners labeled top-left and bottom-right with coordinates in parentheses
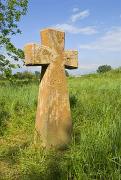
top-left (24, 28), bottom-right (78, 69)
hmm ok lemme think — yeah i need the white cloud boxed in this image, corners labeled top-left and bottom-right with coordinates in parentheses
top-left (80, 64), bottom-right (99, 70)
top-left (71, 9), bottom-right (90, 22)
top-left (54, 24), bottom-right (97, 35)
top-left (52, 8), bottom-right (96, 36)
top-left (80, 27), bottom-right (121, 52)
top-left (72, 8), bottom-right (79, 13)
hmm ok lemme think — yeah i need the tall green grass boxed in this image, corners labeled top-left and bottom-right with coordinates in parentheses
top-left (0, 70), bottom-right (121, 179)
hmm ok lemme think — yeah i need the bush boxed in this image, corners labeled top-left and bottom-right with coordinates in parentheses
top-left (65, 70), bottom-right (69, 77)
top-left (13, 71), bottom-right (41, 80)
top-left (97, 65), bottom-right (112, 73)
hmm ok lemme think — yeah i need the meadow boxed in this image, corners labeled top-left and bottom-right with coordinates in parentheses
top-left (0, 69), bottom-right (121, 180)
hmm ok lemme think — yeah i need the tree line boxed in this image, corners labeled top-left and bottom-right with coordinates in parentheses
top-left (0, 71), bottom-right (40, 80)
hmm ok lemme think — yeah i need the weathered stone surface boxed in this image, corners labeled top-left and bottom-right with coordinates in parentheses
top-left (24, 43), bottom-right (58, 65)
top-left (24, 29), bottom-right (78, 69)
top-left (24, 28), bottom-right (78, 149)
top-left (64, 50), bottom-right (78, 69)
top-left (24, 44), bottom-right (78, 69)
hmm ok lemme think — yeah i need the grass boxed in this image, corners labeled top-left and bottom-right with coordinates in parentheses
top-left (0, 70), bottom-right (121, 179)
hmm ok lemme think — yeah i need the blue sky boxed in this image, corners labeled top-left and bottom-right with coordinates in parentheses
top-left (11, 0), bottom-right (121, 74)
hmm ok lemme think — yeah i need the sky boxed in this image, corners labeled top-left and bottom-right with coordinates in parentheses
top-left (11, 0), bottom-right (121, 75)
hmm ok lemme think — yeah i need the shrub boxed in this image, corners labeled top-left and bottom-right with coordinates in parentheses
top-left (65, 70), bottom-right (69, 77)
top-left (97, 65), bottom-right (112, 73)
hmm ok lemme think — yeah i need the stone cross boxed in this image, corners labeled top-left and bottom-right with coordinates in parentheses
top-left (24, 28), bottom-right (78, 149)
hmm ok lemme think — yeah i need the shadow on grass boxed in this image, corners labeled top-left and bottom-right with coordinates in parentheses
top-left (1, 141), bottom-right (29, 165)
top-left (70, 94), bottom-right (78, 108)
top-left (0, 100), bottom-right (11, 136)
top-left (27, 154), bottom-right (63, 180)
top-left (70, 94), bottom-right (82, 146)
top-left (23, 151), bottom-right (73, 180)
top-left (45, 154), bottom-right (64, 180)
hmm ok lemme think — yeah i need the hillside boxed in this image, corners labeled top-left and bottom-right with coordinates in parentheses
top-left (0, 69), bottom-right (121, 179)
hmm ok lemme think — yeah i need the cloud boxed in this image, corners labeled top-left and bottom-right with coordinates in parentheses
top-left (80, 64), bottom-right (99, 70)
top-left (52, 8), bottom-right (96, 35)
top-left (54, 24), bottom-right (97, 35)
top-left (71, 9), bottom-right (90, 22)
top-left (80, 27), bottom-right (121, 52)
top-left (72, 8), bottom-right (79, 13)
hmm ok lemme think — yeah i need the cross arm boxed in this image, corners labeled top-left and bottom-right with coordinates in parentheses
top-left (24, 43), bottom-right (58, 66)
top-left (64, 50), bottom-right (78, 69)
top-left (24, 43), bottom-right (78, 69)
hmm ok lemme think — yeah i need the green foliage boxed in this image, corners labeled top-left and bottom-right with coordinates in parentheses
top-left (0, 70), bottom-right (121, 179)
top-left (0, 70), bottom-right (41, 81)
top-left (65, 70), bottom-right (69, 77)
top-left (13, 71), bottom-right (35, 80)
top-left (0, 0), bottom-right (28, 73)
top-left (35, 71), bottom-right (41, 79)
top-left (97, 65), bottom-right (112, 73)
top-left (13, 71), bottom-right (41, 80)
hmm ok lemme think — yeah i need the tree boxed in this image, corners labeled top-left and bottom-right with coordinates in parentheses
top-left (65, 70), bottom-right (69, 77)
top-left (35, 71), bottom-right (41, 79)
top-left (4, 68), bottom-right (12, 79)
top-left (0, 0), bottom-right (28, 74)
top-left (97, 65), bottom-right (112, 73)
top-left (13, 71), bottom-right (35, 80)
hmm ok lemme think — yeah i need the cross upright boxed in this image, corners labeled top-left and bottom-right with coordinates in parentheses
top-left (24, 28), bottom-right (78, 149)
